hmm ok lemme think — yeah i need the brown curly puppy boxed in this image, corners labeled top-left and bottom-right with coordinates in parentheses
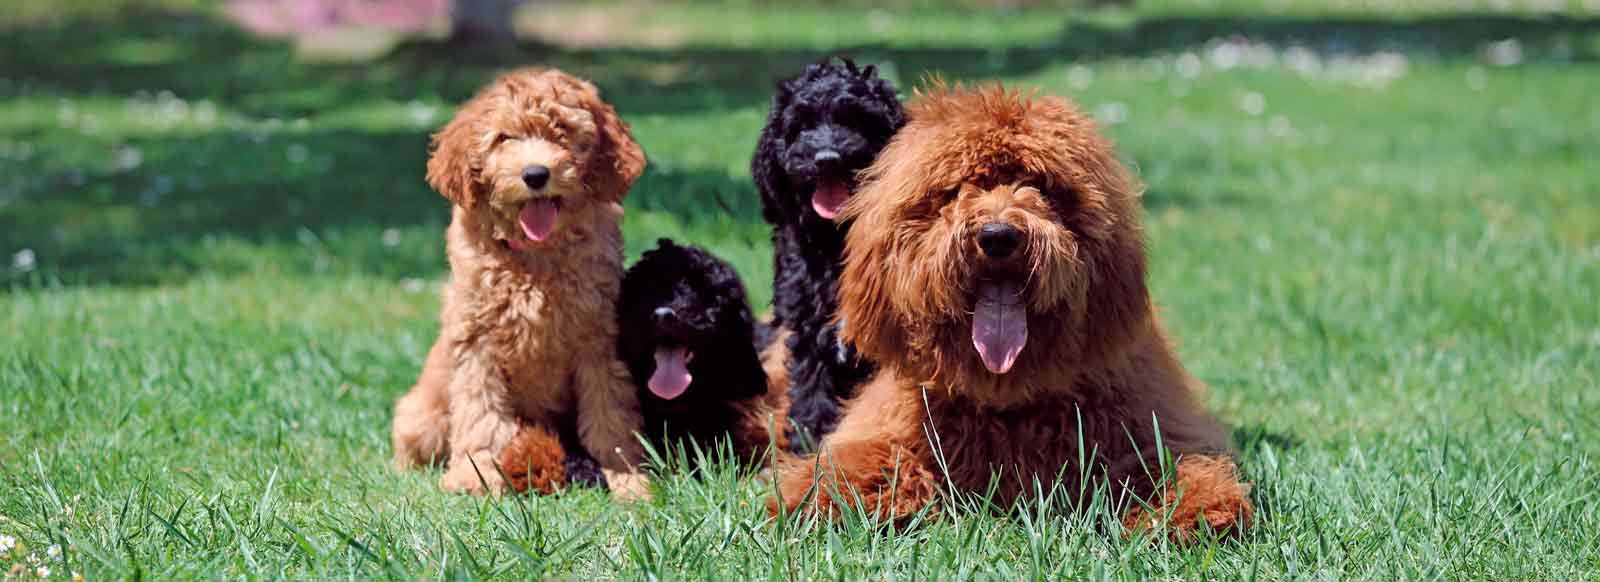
top-left (390, 68), bottom-right (650, 497)
top-left (768, 82), bottom-right (1252, 540)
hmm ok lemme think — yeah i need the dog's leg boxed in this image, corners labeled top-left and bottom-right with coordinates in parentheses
top-left (784, 355), bottom-right (841, 452)
top-left (574, 356), bottom-right (650, 500)
top-left (392, 336), bottom-right (453, 470)
top-left (1121, 455), bottom-right (1253, 541)
top-left (767, 438), bottom-right (938, 523)
top-left (439, 354), bottom-right (521, 495)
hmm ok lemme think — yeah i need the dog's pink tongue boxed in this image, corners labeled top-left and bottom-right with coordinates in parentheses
top-left (648, 347), bottom-right (693, 400)
top-left (519, 199), bottom-right (558, 242)
top-left (973, 280), bottom-right (1027, 374)
top-left (812, 179), bottom-right (849, 220)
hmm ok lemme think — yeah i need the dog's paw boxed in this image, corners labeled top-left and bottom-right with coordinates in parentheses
top-left (441, 454), bottom-right (507, 496)
top-left (1122, 456), bottom-right (1253, 542)
top-left (603, 470), bottom-right (651, 502)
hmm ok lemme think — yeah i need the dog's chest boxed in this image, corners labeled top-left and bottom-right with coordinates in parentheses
top-left (923, 395), bottom-right (1133, 505)
top-left (463, 270), bottom-right (616, 392)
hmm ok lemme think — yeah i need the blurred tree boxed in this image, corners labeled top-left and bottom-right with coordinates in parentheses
top-left (451, 0), bottom-right (518, 43)
top-left (229, 0), bottom-right (447, 37)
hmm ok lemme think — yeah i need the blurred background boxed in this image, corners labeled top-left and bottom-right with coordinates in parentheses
top-left (3, 0), bottom-right (1597, 299)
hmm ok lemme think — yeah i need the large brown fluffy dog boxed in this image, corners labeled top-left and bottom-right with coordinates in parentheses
top-left (768, 83), bottom-right (1252, 539)
top-left (391, 68), bottom-right (649, 496)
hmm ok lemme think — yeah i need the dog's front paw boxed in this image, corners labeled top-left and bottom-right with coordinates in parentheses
top-left (441, 453), bottom-right (507, 496)
top-left (1122, 456), bottom-right (1253, 542)
top-left (767, 462), bottom-right (820, 518)
top-left (603, 470), bottom-right (651, 502)
top-left (767, 441), bottom-right (937, 522)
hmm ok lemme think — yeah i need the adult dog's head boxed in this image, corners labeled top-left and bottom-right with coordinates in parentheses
top-left (427, 68), bottom-right (645, 250)
top-left (838, 83), bottom-right (1151, 402)
top-left (753, 58), bottom-right (903, 224)
top-left (618, 239), bottom-right (767, 404)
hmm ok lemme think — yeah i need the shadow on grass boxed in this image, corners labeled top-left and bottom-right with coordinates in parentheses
top-left (0, 119), bottom-right (762, 288)
top-left (5, 10), bottom-right (1597, 287)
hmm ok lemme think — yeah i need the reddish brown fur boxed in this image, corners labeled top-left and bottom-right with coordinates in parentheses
top-left (497, 424), bottom-right (569, 495)
top-left (390, 68), bottom-right (650, 498)
top-left (727, 328), bottom-right (794, 461)
top-left (768, 82), bottom-right (1251, 538)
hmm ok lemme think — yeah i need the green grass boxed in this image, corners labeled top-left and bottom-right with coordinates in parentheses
top-left (4, 1), bottom-right (1600, 579)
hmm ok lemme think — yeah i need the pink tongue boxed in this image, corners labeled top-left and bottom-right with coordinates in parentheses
top-left (519, 199), bottom-right (558, 242)
top-left (648, 347), bottom-right (693, 400)
top-left (972, 280), bottom-right (1027, 374)
top-left (812, 179), bottom-right (849, 220)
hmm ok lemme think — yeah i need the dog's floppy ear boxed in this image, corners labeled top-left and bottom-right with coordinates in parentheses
top-left (426, 89), bottom-right (495, 208)
top-left (1035, 95), bottom-right (1152, 360)
top-left (836, 184), bottom-right (906, 363)
top-left (578, 80), bottom-right (646, 203)
top-left (752, 80), bottom-right (795, 223)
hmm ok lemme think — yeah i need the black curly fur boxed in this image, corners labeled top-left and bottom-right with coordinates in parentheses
top-left (617, 238), bottom-right (772, 465)
top-left (752, 58), bottom-right (905, 451)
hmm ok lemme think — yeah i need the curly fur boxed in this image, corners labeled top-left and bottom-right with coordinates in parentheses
top-left (768, 82), bottom-right (1252, 540)
top-left (616, 239), bottom-right (788, 467)
top-left (752, 58), bottom-right (905, 451)
top-left (390, 68), bottom-right (650, 498)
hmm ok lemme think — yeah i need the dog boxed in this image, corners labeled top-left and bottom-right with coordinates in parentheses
top-left (767, 82), bottom-right (1252, 541)
top-left (390, 68), bottom-right (649, 498)
top-left (752, 58), bottom-right (905, 451)
top-left (616, 239), bottom-right (788, 467)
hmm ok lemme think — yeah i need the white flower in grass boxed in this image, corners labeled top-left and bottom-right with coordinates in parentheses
top-left (1240, 92), bottom-right (1265, 116)
top-left (1066, 65), bottom-right (1094, 90)
top-left (1175, 52), bottom-right (1202, 78)
top-left (1485, 38), bottom-right (1523, 67)
top-left (1093, 102), bottom-right (1128, 125)
top-left (45, 545), bottom-right (59, 560)
top-left (0, 534), bottom-right (15, 552)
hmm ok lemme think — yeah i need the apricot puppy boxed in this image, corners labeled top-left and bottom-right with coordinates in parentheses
top-left (391, 68), bottom-right (649, 498)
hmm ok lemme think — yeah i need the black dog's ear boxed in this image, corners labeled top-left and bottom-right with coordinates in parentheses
top-left (730, 339), bottom-right (770, 400)
top-left (656, 237), bottom-right (677, 250)
top-left (867, 75), bottom-right (906, 130)
top-left (861, 64), bottom-right (878, 78)
top-left (752, 80), bottom-right (795, 223)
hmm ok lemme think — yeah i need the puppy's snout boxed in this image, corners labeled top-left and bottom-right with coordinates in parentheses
top-left (522, 165), bottom-right (551, 190)
top-left (652, 307), bottom-right (678, 325)
top-left (813, 149), bottom-right (841, 168)
top-left (977, 222), bottom-right (1023, 259)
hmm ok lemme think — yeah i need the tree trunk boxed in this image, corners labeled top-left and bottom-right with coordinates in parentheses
top-left (450, 0), bottom-right (518, 44)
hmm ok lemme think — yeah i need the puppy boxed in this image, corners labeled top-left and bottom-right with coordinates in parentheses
top-left (768, 83), bottom-right (1252, 541)
top-left (390, 68), bottom-right (649, 497)
top-left (616, 239), bottom-right (788, 467)
top-left (752, 58), bottom-right (905, 450)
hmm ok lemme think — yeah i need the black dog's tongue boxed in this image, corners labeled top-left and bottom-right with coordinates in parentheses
top-left (812, 178), bottom-right (849, 220)
top-left (973, 280), bottom-right (1027, 374)
top-left (649, 347), bottom-right (693, 400)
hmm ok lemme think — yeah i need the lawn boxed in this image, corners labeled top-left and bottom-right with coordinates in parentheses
top-left (3, 0), bottom-right (1599, 578)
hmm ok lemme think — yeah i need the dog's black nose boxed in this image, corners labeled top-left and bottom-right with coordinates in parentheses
top-left (813, 149), bottom-right (841, 167)
top-left (522, 165), bottom-right (550, 190)
top-left (977, 222), bottom-right (1023, 259)
top-left (652, 307), bottom-right (677, 325)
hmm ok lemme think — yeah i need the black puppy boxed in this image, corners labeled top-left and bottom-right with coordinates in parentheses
top-left (752, 58), bottom-right (904, 450)
top-left (617, 239), bottom-right (785, 466)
